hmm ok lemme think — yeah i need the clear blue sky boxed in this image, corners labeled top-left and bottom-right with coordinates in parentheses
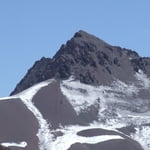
top-left (0, 0), bottom-right (150, 97)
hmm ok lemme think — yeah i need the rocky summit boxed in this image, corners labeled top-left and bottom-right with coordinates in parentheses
top-left (0, 30), bottom-right (150, 150)
top-left (10, 30), bottom-right (150, 95)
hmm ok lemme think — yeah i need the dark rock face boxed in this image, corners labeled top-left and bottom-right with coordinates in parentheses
top-left (68, 139), bottom-right (143, 150)
top-left (0, 99), bottom-right (39, 150)
top-left (77, 128), bottom-right (119, 137)
top-left (10, 30), bottom-right (150, 95)
top-left (69, 126), bottom-right (144, 150)
top-left (131, 57), bottom-right (150, 75)
top-left (10, 57), bottom-right (53, 95)
top-left (117, 125), bottom-right (136, 136)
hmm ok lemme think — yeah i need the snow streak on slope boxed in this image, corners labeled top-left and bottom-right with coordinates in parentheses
top-left (0, 96), bottom-right (16, 100)
top-left (1, 141), bottom-right (27, 148)
top-left (13, 80), bottom-right (54, 150)
top-left (60, 77), bottom-right (136, 116)
top-left (51, 125), bottom-right (124, 150)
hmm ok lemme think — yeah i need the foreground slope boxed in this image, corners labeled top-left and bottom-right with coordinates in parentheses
top-left (0, 97), bottom-right (38, 150)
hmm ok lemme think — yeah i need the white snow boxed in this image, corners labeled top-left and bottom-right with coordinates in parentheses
top-left (135, 70), bottom-right (150, 89)
top-left (60, 74), bottom-right (150, 150)
top-left (60, 77), bottom-right (138, 116)
top-left (1, 141), bottom-right (27, 148)
top-left (0, 96), bottom-right (16, 101)
top-left (51, 125), bottom-right (124, 150)
top-left (13, 79), bottom-right (54, 150)
top-left (60, 71), bottom-right (150, 117)
top-left (112, 80), bottom-right (139, 96)
top-left (131, 126), bottom-right (150, 150)
top-left (52, 134), bottom-right (123, 150)
top-left (61, 79), bottom-right (106, 114)
top-left (14, 79), bottom-right (53, 100)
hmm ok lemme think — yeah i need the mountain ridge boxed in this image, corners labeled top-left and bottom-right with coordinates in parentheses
top-left (10, 30), bottom-right (150, 96)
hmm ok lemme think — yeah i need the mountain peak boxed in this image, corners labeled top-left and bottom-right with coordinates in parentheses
top-left (73, 30), bottom-right (87, 37)
top-left (73, 30), bottom-right (99, 39)
top-left (10, 30), bottom-right (150, 95)
top-left (72, 30), bottom-right (110, 47)
top-left (53, 30), bottom-right (111, 60)
top-left (74, 30), bottom-right (105, 41)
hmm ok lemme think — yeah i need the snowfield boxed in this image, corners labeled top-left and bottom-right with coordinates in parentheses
top-left (50, 123), bottom-right (125, 150)
top-left (0, 70), bottom-right (150, 150)
top-left (131, 126), bottom-right (150, 150)
top-left (60, 70), bottom-right (150, 116)
top-left (60, 70), bottom-right (150, 150)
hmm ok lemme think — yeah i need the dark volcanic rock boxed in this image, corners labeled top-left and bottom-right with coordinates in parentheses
top-left (68, 139), bottom-right (143, 150)
top-left (0, 98), bottom-right (39, 150)
top-left (11, 57), bottom-right (53, 95)
top-left (117, 125), bottom-right (136, 136)
top-left (77, 128), bottom-right (119, 137)
top-left (131, 57), bottom-right (150, 75)
top-left (11, 30), bottom-right (150, 95)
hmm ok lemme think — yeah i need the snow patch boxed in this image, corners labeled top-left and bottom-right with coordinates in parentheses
top-left (60, 77), bottom-right (139, 116)
top-left (131, 126), bottom-right (150, 150)
top-left (51, 125), bottom-right (124, 150)
top-left (135, 70), bottom-right (150, 89)
top-left (112, 80), bottom-right (139, 96)
top-left (1, 141), bottom-right (27, 148)
top-left (0, 96), bottom-right (16, 101)
top-left (14, 79), bottom-right (53, 100)
top-left (61, 79), bottom-right (106, 114)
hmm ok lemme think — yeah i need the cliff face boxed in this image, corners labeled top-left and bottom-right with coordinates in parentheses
top-left (10, 30), bottom-right (150, 95)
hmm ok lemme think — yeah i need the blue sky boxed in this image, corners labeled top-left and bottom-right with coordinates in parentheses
top-left (0, 0), bottom-right (150, 97)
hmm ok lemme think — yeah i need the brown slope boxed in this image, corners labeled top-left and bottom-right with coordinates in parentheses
top-left (68, 139), bottom-right (143, 150)
top-left (32, 80), bottom-right (83, 129)
top-left (0, 98), bottom-right (39, 150)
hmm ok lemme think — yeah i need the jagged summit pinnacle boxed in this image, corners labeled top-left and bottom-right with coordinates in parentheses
top-left (73, 30), bottom-right (103, 41)
top-left (53, 30), bottom-right (111, 60)
top-left (73, 30), bottom-right (89, 37)
top-left (10, 30), bottom-right (150, 95)
top-left (70, 30), bottom-right (110, 49)
top-left (73, 30), bottom-right (110, 46)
